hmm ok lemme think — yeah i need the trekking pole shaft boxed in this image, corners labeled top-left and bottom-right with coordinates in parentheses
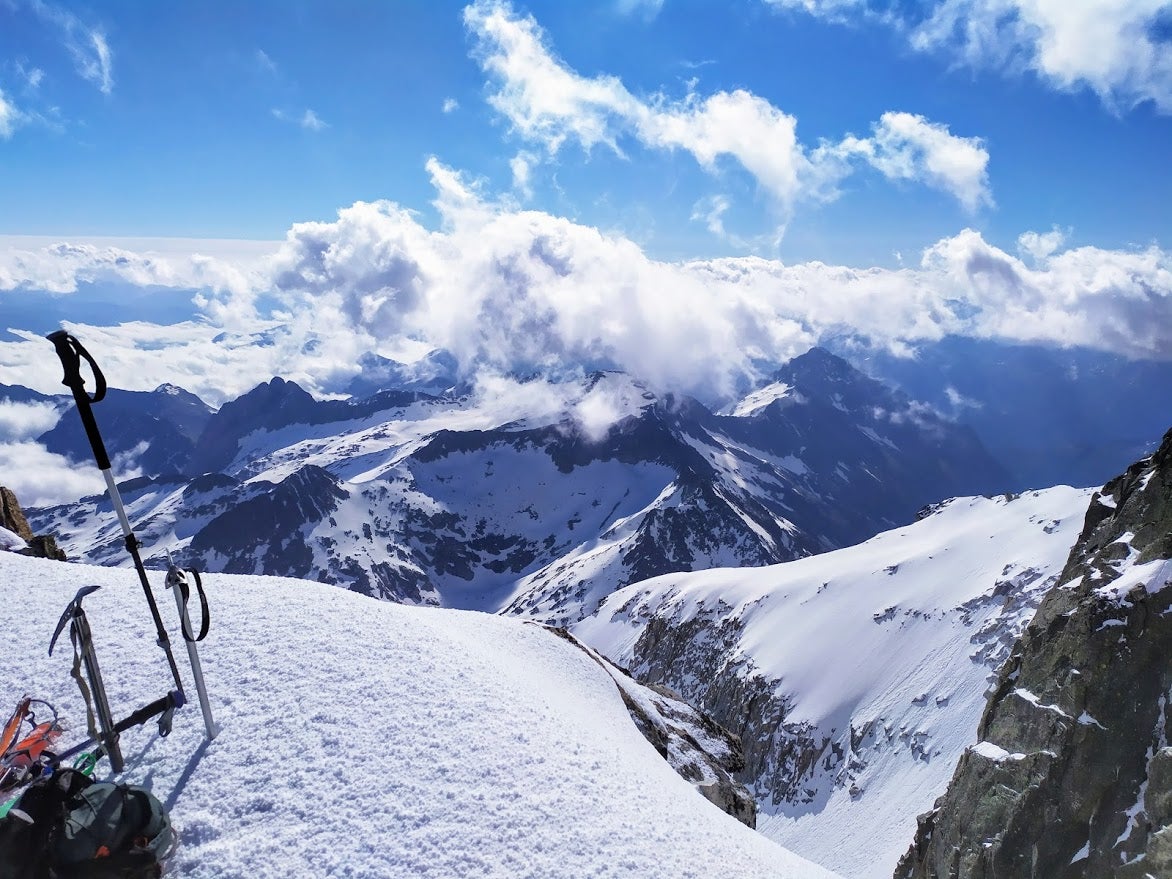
top-left (119, 523), bottom-right (186, 697)
top-left (47, 332), bottom-right (187, 699)
top-left (102, 470), bottom-right (134, 535)
top-left (169, 585), bottom-right (219, 740)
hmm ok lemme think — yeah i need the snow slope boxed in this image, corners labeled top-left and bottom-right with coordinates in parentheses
top-left (575, 486), bottom-right (1095, 879)
top-left (0, 551), bottom-right (839, 879)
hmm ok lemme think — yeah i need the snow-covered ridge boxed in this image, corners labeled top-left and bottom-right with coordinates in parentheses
top-left (574, 485), bottom-right (1095, 879)
top-left (0, 551), bottom-right (839, 879)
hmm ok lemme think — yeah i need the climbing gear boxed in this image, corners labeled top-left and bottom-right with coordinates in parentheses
top-left (166, 554), bottom-right (219, 740)
top-left (0, 699), bottom-right (64, 794)
top-left (0, 765), bottom-right (175, 879)
top-left (49, 585), bottom-right (125, 773)
top-left (47, 331), bottom-right (186, 699)
top-left (47, 331), bottom-right (220, 744)
top-left (47, 586), bottom-right (186, 776)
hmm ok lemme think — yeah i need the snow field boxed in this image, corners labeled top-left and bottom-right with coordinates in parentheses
top-left (0, 551), bottom-right (839, 879)
top-left (576, 487), bottom-right (1095, 879)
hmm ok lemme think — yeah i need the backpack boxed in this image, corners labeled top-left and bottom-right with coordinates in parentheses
top-left (0, 768), bottom-right (175, 879)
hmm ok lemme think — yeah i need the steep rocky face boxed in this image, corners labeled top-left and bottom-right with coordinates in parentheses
top-left (897, 427), bottom-right (1172, 879)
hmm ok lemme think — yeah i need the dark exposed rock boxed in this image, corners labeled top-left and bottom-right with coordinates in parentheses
top-left (187, 377), bottom-right (433, 476)
top-left (2, 487), bottom-right (66, 560)
top-left (897, 427), bottom-right (1172, 879)
top-left (23, 534), bottom-right (67, 561)
top-left (1, 487), bottom-right (34, 543)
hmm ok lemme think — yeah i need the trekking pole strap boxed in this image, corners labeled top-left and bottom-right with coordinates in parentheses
top-left (68, 621), bottom-right (101, 746)
top-left (179, 569), bottom-right (210, 643)
top-left (47, 331), bottom-right (111, 471)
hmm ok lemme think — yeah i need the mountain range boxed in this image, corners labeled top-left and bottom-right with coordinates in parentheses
top-left (3, 339), bottom-right (1171, 878)
top-left (23, 348), bottom-right (1008, 624)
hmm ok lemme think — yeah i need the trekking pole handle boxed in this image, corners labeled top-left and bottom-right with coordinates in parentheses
top-left (46, 331), bottom-right (111, 471)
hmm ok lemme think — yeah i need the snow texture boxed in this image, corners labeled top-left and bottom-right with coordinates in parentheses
top-left (0, 525), bottom-right (27, 551)
top-left (0, 551), bottom-right (839, 879)
top-left (576, 486), bottom-right (1094, 879)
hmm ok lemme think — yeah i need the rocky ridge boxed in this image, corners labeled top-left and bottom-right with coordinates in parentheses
top-left (897, 427), bottom-right (1172, 878)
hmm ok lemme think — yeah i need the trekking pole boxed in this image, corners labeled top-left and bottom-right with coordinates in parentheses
top-left (165, 554), bottom-right (220, 741)
top-left (48, 586), bottom-right (124, 773)
top-left (46, 331), bottom-right (186, 699)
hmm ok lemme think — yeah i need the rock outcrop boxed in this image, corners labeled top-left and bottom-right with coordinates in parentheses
top-left (1, 487), bottom-right (66, 560)
top-left (897, 427), bottom-right (1172, 878)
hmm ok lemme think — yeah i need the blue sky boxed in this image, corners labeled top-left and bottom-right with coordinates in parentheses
top-left (0, 0), bottom-right (1170, 413)
top-left (2, 0), bottom-right (1169, 266)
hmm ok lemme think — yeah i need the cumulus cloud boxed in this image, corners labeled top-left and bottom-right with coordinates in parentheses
top-left (1017, 227), bottom-right (1068, 262)
top-left (464, 0), bottom-right (991, 221)
top-left (0, 239), bottom-right (263, 298)
top-left (1, 166), bottom-right (1169, 410)
top-left (442, 97), bottom-right (460, 113)
top-left (767, 0), bottom-right (1172, 113)
top-left (825, 112), bottom-right (992, 210)
top-left (0, 441), bottom-right (106, 507)
top-left (0, 400), bottom-right (60, 441)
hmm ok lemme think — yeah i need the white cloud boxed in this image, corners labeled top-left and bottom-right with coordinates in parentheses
top-left (0, 441), bottom-right (106, 507)
top-left (32, 1), bottom-right (114, 94)
top-left (465, 1), bottom-right (639, 156)
top-left (615, 0), bottom-right (665, 20)
top-left (0, 89), bottom-right (21, 139)
top-left (510, 151), bottom-right (537, 198)
top-left (256, 48), bottom-right (278, 75)
top-left (272, 108), bottom-right (328, 131)
top-left (17, 62), bottom-right (45, 90)
top-left (0, 400), bottom-right (60, 441)
top-left (691, 195), bottom-right (732, 238)
top-left (835, 111), bottom-right (992, 211)
top-left (769, 0), bottom-right (1172, 113)
top-left (300, 109), bottom-right (327, 131)
top-left (1017, 227), bottom-right (1067, 262)
top-left (1, 169), bottom-right (1168, 411)
top-left (0, 239), bottom-right (262, 297)
top-left (442, 97), bottom-right (460, 113)
top-left (464, 0), bottom-right (991, 221)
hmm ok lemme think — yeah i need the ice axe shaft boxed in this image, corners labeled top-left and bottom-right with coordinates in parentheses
top-left (49, 586), bottom-right (124, 773)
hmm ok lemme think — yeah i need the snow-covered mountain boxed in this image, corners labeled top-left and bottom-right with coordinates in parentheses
top-left (573, 484), bottom-right (1096, 879)
top-left (899, 428), bottom-right (1172, 878)
top-left (0, 550), bottom-right (839, 879)
top-left (28, 349), bottom-right (1009, 623)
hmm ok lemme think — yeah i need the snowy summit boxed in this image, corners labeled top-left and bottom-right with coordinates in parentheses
top-left (0, 550), bottom-right (839, 879)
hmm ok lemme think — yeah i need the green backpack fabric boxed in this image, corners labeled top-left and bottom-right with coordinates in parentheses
top-left (0, 768), bottom-right (175, 879)
top-left (49, 779), bottom-right (175, 878)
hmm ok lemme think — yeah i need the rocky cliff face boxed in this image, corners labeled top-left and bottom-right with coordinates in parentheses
top-left (897, 427), bottom-right (1172, 879)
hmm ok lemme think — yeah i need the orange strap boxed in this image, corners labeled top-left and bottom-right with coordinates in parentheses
top-left (0, 698), bottom-right (31, 759)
